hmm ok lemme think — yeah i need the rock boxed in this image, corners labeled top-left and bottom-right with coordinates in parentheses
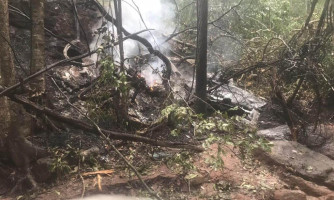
top-left (309, 125), bottom-right (334, 160)
top-left (274, 189), bottom-right (307, 200)
top-left (319, 193), bottom-right (334, 200)
top-left (257, 124), bottom-right (334, 160)
top-left (258, 141), bottom-right (334, 189)
top-left (307, 197), bottom-right (320, 200)
top-left (257, 125), bottom-right (290, 140)
top-left (282, 175), bottom-right (333, 197)
top-left (316, 142), bottom-right (334, 160)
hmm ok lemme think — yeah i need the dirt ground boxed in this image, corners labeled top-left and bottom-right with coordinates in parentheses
top-left (2, 143), bottom-right (283, 200)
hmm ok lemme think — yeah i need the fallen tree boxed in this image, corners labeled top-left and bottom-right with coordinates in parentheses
top-left (8, 94), bottom-right (203, 152)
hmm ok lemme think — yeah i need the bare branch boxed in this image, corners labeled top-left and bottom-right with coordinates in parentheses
top-left (9, 95), bottom-right (204, 152)
top-left (0, 29), bottom-right (153, 97)
top-left (91, 0), bottom-right (173, 80)
top-left (9, 5), bottom-right (81, 50)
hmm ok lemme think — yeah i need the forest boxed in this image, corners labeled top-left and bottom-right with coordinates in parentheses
top-left (0, 0), bottom-right (333, 199)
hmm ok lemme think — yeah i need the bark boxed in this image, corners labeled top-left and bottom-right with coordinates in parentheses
top-left (0, 0), bottom-right (47, 172)
top-left (30, 0), bottom-right (45, 95)
top-left (114, 0), bottom-right (128, 125)
top-left (195, 0), bottom-right (208, 114)
top-left (10, 95), bottom-right (204, 152)
top-left (115, 0), bottom-right (124, 69)
top-left (0, 0), bottom-right (14, 150)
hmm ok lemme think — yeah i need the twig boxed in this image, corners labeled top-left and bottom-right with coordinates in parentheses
top-left (0, 33), bottom-right (28, 76)
top-left (9, 95), bottom-right (204, 152)
top-left (71, 0), bottom-right (91, 53)
top-left (0, 51), bottom-right (93, 97)
top-left (208, 0), bottom-right (244, 25)
top-left (79, 175), bottom-right (86, 198)
top-left (262, 37), bottom-right (292, 61)
top-left (207, 61), bottom-right (278, 93)
top-left (163, 0), bottom-right (243, 43)
top-left (51, 79), bottom-right (163, 200)
top-left (91, 0), bottom-right (173, 80)
top-left (165, 35), bottom-right (196, 49)
top-left (0, 29), bottom-right (154, 98)
top-left (9, 5), bottom-right (81, 50)
top-left (287, 76), bottom-right (305, 106)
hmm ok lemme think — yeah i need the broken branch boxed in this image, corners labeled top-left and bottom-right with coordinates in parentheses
top-left (0, 29), bottom-right (153, 98)
top-left (9, 95), bottom-right (204, 152)
top-left (91, 0), bottom-right (174, 80)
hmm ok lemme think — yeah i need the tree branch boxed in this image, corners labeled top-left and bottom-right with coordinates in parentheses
top-left (91, 0), bottom-right (174, 80)
top-left (9, 94), bottom-right (204, 152)
top-left (0, 28), bottom-right (153, 98)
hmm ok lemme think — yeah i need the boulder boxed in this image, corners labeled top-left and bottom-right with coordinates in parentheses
top-left (309, 125), bottom-right (334, 160)
top-left (316, 142), bottom-right (334, 160)
top-left (257, 124), bottom-right (334, 160)
top-left (319, 193), bottom-right (334, 200)
top-left (258, 141), bottom-right (334, 189)
top-left (257, 125), bottom-right (290, 140)
top-left (282, 175), bottom-right (333, 197)
top-left (307, 197), bottom-right (320, 200)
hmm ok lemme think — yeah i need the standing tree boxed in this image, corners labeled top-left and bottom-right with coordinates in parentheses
top-left (113, 0), bottom-right (128, 125)
top-left (195, 0), bottom-right (209, 114)
top-left (0, 0), bottom-right (16, 150)
top-left (0, 0), bottom-right (47, 189)
top-left (30, 0), bottom-right (45, 96)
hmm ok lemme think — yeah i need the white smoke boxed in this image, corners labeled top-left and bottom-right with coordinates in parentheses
top-left (121, 0), bottom-right (176, 86)
top-left (121, 0), bottom-right (176, 52)
top-left (93, 0), bottom-right (176, 86)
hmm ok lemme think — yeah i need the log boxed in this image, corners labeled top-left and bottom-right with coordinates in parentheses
top-left (10, 95), bottom-right (204, 152)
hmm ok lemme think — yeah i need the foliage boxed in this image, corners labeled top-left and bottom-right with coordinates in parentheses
top-left (163, 104), bottom-right (195, 136)
top-left (50, 150), bottom-right (71, 178)
top-left (167, 151), bottom-right (196, 173)
top-left (161, 103), bottom-right (272, 170)
top-left (175, 0), bottom-right (333, 143)
top-left (100, 57), bottom-right (129, 96)
top-left (49, 145), bottom-right (101, 180)
top-left (86, 56), bottom-right (130, 128)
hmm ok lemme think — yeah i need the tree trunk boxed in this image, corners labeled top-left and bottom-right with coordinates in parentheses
top-left (195, 0), bottom-right (208, 114)
top-left (30, 0), bottom-right (45, 95)
top-left (0, 0), bottom-right (15, 152)
top-left (0, 0), bottom-right (47, 175)
top-left (116, 0), bottom-right (124, 69)
top-left (114, 0), bottom-right (128, 125)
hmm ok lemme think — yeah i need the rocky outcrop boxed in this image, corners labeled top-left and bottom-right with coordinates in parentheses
top-left (319, 193), bottom-right (334, 200)
top-left (257, 124), bottom-right (334, 159)
top-left (285, 175), bottom-right (333, 197)
top-left (274, 189), bottom-right (334, 200)
top-left (257, 125), bottom-right (289, 140)
top-left (258, 141), bottom-right (334, 189)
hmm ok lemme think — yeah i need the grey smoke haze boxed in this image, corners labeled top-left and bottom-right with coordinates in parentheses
top-left (121, 0), bottom-right (176, 86)
top-left (121, 0), bottom-right (176, 56)
top-left (92, 0), bottom-right (176, 86)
